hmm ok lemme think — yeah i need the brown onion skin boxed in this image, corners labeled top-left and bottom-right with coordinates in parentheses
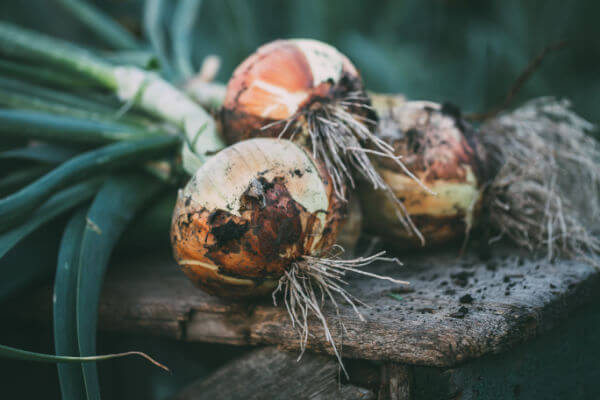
top-left (361, 98), bottom-right (486, 247)
top-left (170, 142), bottom-right (345, 298)
top-left (220, 39), bottom-right (375, 145)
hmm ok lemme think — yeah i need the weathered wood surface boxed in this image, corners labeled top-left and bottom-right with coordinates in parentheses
top-left (4, 246), bottom-right (599, 367)
top-left (170, 347), bottom-right (375, 400)
top-left (378, 364), bottom-right (412, 400)
top-left (410, 300), bottom-right (600, 399)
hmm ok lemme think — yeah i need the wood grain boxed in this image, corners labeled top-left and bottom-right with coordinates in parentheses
top-left (4, 246), bottom-right (599, 367)
top-left (170, 347), bottom-right (375, 400)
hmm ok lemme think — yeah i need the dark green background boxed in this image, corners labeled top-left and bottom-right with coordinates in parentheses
top-left (2, 0), bottom-right (598, 125)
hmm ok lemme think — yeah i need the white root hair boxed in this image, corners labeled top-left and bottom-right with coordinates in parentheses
top-left (272, 246), bottom-right (406, 377)
top-left (480, 97), bottom-right (600, 264)
top-left (263, 92), bottom-right (429, 243)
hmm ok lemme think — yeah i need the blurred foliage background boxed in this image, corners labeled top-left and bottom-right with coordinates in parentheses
top-left (2, 0), bottom-right (597, 125)
top-left (0, 1), bottom-right (598, 399)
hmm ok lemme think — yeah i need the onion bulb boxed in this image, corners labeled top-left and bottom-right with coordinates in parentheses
top-left (220, 39), bottom-right (427, 237)
top-left (170, 138), bottom-right (344, 298)
top-left (361, 96), bottom-right (485, 247)
top-left (170, 138), bottom-right (404, 371)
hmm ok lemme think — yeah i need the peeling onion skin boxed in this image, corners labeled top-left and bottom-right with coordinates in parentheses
top-left (220, 39), bottom-right (374, 146)
top-left (170, 138), bottom-right (345, 298)
top-left (361, 97), bottom-right (486, 247)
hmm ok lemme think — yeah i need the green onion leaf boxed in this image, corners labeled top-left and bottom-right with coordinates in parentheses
top-left (0, 135), bottom-right (178, 232)
top-left (0, 109), bottom-right (157, 144)
top-left (0, 165), bottom-right (52, 197)
top-left (172, 0), bottom-right (203, 79)
top-left (0, 144), bottom-right (79, 165)
top-left (57, 0), bottom-right (141, 51)
top-left (0, 76), bottom-right (111, 113)
top-left (54, 207), bottom-right (88, 400)
top-left (0, 59), bottom-right (96, 89)
top-left (76, 174), bottom-right (163, 400)
top-left (0, 344), bottom-right (168, 370)
top-left (0, 179), bottom-right (101, 260)
top-left (0, 89), bottom-right (155, 129)
top-left (104, 51), bottom-right (160, 70)
top-left (144, 0), bottom-right (174, 79)
top-left (0, 22), bottom-right (116, 88)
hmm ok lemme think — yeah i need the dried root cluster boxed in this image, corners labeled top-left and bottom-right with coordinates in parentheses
top-left (481, 97), bottom-right (600, 263)
top-left (272, 247), bottom-right (404, 375)
top-left (265, 91), bottom-right (426, 240)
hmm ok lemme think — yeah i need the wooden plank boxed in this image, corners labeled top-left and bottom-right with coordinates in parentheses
top-left (378, 364), bottom-right (412, 400)
top-left (411, 300), bottom-right (600, 399)
top-left (170, 347), bottom-right (375, 400)
top-left (3, 246), bottom-right (599, 367)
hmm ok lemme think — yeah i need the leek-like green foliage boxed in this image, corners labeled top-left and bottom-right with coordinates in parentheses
top-left (54, 207), bottom-right (88, 399)
top-left (76, 174), bottom-right (164, 399)
top-left (0, 2), bottom-right (215, 398)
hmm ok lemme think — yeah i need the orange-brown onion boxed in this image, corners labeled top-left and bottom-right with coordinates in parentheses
top-left (170, 138), bottom-right (345, 298)
top-left (221, 39), bottom-right (371, 144)
top-left (360, 96), bottom-right (486, 247)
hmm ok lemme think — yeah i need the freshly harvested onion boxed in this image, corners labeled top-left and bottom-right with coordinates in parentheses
top-left (220, 39), bottom-right (426, 237)
top-left (170, 138), bottom-right (344, 298)
top-left (361, 96), bottom-right (485, 247)
top-left (170, 138), bottom-right (404, 371)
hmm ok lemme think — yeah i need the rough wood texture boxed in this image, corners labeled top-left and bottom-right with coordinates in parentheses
top-left (378, 364), bottom-right (412, 400)
top-left (170, 347), bottom-right (375, 400)
top-left (4, 246), bottom-right (599, 367)
top-left (412, 301), bottom-right (600, 399)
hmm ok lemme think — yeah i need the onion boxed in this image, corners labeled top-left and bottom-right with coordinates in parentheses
top-left (220, 39), bottom-right (428, 238)
top-left (362, 96), bottom-right (485, 247)
top-left (170, 138), bottom-right (404, 371)
top-left (366, 95), bottom-right (600, 262)
top-left (171, 138), bottom-right (344, 298)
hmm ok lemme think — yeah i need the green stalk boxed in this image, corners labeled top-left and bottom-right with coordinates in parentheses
top-left (76, 174), bottom-right (163, 400)
top-left (0, 76), bottom-right (151, 124)
top-left (104, 50), bottom-right (159, 70)
top-left (0, 179), bottom-right (101, 260)
top-left (185, 80), bottom-right (227, 110)
top-left (0, 76), bottom-right (134, 117)
top-left (0, 165), bottom-right (52, 197)
top-left (0, 144), bottom-right (78, 165)
top-left (0, 76), bottom-right (114, 113)
top-left (57, 0), bottom-right (141, 50)
top-left (0, 89), bottom-right (153, 129)
top-left (172, 0), bottom-right (203, 79)
top-left (0, 23), bottom-right (116, 88)
top-left (54, 207), bottom-right (88, 399)
top-left (0, 109), bottom-right (159, 145)
top-left (0, 22), bottom-right (225, 172)
top-left (144, 0), bottom-right (174, 79)
top-left (0, 344), bottom-right (168, 370)
top-left (0, 136), bottom-right (179, 232)
top-left (0, 59), bottom-right (95, 88)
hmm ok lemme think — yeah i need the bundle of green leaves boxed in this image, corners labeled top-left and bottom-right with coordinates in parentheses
top-left (0, 1), bottom-right (221, 398)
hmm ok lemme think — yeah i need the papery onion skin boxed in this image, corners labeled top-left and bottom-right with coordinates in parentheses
top-left (170, 138), bottom-right (345, 298)
top-left (220, 39), bottom-right (374, 145)
top-left (361, 97), bottom-right (486, 247)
